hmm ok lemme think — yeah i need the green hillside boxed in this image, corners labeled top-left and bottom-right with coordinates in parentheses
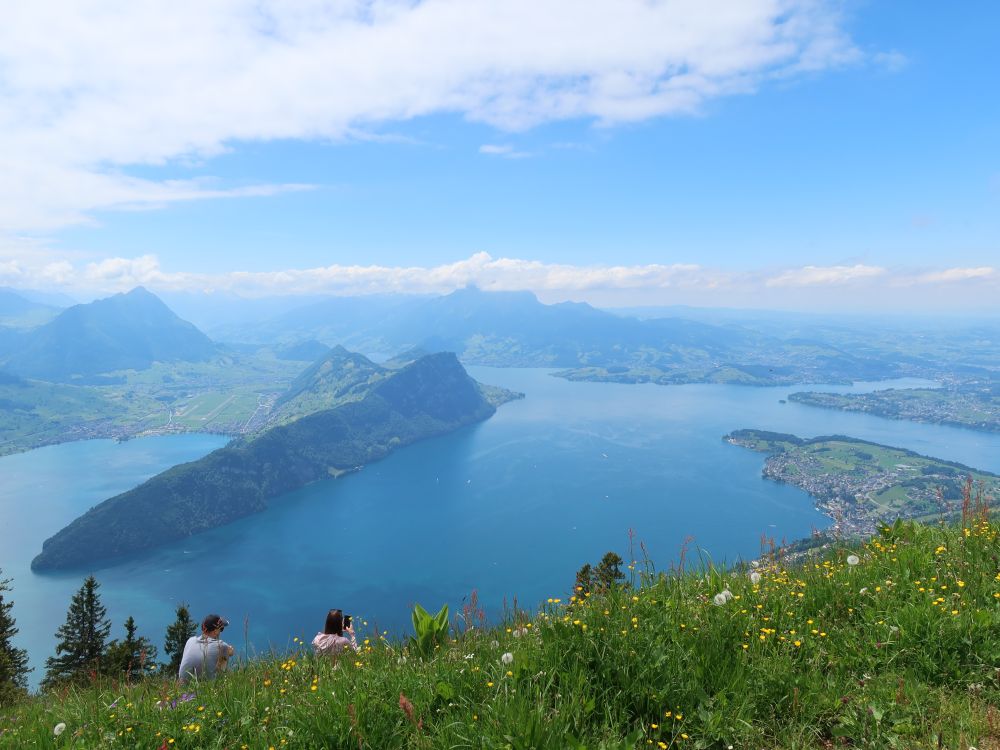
top-left (31, 352), bottom-right (504, 571)
top-left (726, 429), bottom-right (1000, 538)
top-left (3, 517), bottom-right (999, 747)
top-left (2, 288), bottom-right (216, 382)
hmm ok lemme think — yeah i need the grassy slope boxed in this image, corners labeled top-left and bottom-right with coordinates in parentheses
top-left (2, 518), bottom-right (999, 749)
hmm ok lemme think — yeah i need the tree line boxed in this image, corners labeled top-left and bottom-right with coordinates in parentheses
top-left (0, 569), bottom-right (202, 704)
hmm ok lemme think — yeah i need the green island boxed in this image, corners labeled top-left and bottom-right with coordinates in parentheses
top-left (3, 518), bottom-right (999, 747)
top-left (789, 382), bottom-right (1000, 433)
top-left (31, 351), bottom-right (522, 571)
top-left (725, 429), bottom-right (1000, 537)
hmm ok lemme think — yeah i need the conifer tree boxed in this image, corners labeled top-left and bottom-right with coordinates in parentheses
top-left (42, 575), bottom-right (111, 689)
top-left (594, 551), bottom-right (625, 592)
top-left (163, 603), bottom-right (196, 672)
top-left (105, 616), bottom-right (159, 682)
top-left (0, 570), bottom-right (31, 705)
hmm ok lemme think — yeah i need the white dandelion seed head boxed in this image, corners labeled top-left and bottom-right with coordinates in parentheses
top-left (750, 571), bottom-right (761, 585)
top-left (501, 652), bottom-right (513, 665)
top-left (722, 589), bottom-right (734, 601)
top-left (713, 593), bottom-right (728, 606)
top-left (859, 587), bottom-right (868, 594)
top-left (847, 554), bottom-right (860, 566)
top-left (53, 723), bottom-right (67, 737)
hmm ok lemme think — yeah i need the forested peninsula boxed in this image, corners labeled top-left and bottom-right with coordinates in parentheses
top-left (32, 352), bottom-right (514, 571)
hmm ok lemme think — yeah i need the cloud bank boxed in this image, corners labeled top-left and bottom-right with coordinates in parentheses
top-left (1, 252), bottom-right (995, 311)
top-left (0, 0), bottom-right (862, 232)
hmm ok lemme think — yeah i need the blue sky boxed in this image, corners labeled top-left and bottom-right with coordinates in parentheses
top-left (0, 1), bottom-right (997, 310)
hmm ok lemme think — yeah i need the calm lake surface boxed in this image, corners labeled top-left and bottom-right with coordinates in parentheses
top-left (3, 369), bottom-right (999, 688)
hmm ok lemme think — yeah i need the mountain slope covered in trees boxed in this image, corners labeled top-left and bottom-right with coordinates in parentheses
top-left (32, 352), bottom-right (508, 571)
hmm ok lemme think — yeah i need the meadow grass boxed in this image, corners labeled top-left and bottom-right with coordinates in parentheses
top-left (1, 516), bottom-right (998, 749)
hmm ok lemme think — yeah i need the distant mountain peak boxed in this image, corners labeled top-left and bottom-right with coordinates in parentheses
top-left (1, 288), bottom-right (216, 381)
top-left (271, 344), bottom-right (387, 423)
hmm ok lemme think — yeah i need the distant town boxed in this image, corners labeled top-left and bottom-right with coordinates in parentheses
top-left (726, 429), bottom-right (999, 538)
top-left (789, 382), bottom-right (1000, 433)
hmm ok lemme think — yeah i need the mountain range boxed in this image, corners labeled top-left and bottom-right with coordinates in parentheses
top-left (1, 287), bottom-right (216, 381)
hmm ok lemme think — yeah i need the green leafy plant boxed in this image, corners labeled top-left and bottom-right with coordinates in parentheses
top-left (408, 603), bottom-right (449, 658)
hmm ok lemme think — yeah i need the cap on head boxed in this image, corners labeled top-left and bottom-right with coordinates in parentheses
top-left (202, 614), bottom-right (230, 632)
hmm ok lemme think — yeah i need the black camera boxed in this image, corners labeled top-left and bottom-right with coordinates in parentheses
top-left (343, 614), bottom-right (352, 629)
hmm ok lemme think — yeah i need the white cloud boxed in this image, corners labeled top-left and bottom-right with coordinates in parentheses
top-left (479, 144), bottom-right (531, 159)
top-left (3, 252), bottom-right (994, 309)
top-left (873, 50), bottom-right (909, 73)
top-left (766, 264), bottom-right (886, 287)
top-left (908, 266), bottom-right (996, 284)
top-left (0, 1), bottom-right (862, 233)
top-left (0, 251), bottom-right (721, 297)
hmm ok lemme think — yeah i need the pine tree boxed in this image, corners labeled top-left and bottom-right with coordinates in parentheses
top-left (0, 570), bottom-right (31, 705)
top-left (105, 616), bottom-right (159, 682)
top-left (42, 575), bottom-right (111, 689)
top-left (594, 551), bottom-right (625, 592)
top-left (163, 603), bottom-right (196, 673)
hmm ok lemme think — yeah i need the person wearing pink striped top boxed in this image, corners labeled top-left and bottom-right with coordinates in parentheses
top-left (311, 608), bottom-right (359, 656)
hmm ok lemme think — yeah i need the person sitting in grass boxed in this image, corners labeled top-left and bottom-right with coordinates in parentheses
top-left (178, 613), bottom-right (234, 684)
top-left (312, 608), bottom-right (359, 656)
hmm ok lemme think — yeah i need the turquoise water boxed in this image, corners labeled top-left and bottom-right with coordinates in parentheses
top-left (2, 370), bottom-right (998, 688)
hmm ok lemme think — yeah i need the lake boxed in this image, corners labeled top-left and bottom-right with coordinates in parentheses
top-left (2, 369), bottom-right (998, 688)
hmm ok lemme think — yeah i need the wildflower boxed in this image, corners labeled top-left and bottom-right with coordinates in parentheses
top-left (846, 555), bottom-right (860, 566)
top-left (53, 723), bottom-right (67, 737)
top-left (399, 693), bottom-right (416, 724)
top-left (859, 587), bottom-right (868, 594)
top-left (750, 571), bottom-right (761, 585)
top-left (501, 652), bottom-right (514, 665)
